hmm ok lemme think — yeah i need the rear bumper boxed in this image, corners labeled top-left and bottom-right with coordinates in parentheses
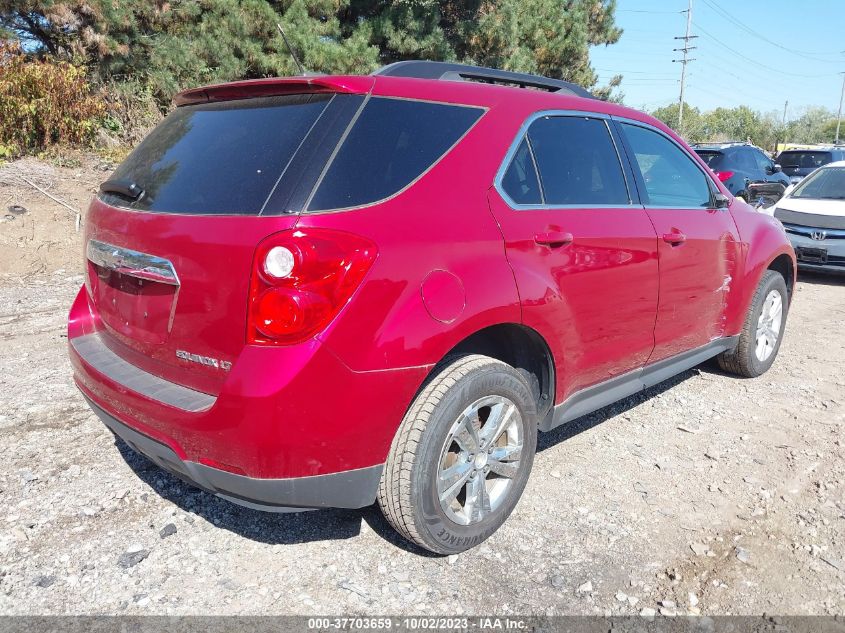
top-left (87, 396), bottom-right (382, 511)
top-left (68, 284), bottom-right (430, 497)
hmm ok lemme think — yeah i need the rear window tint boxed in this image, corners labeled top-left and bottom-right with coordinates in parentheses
top-left (101, 94), bottom-right (332, 215)
top-left (695, 151), bottom-right (723, 168)
top-left (777, 151), bottom-right (832, 169)
top-left (307, 97), bottom-right (483, 211)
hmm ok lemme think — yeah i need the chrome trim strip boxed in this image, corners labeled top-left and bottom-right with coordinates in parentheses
top-left (783, 223), bottom-right (845, 239)
top-left (492, 109), bottom-right (638, 211)
top-left (72, 333), bottom-right (216, 413)
top-left (87, 240), bottom-right (180, 286)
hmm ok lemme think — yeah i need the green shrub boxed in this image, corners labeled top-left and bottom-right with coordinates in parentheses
top-left (99, 79), bottom-right (163, 145)
top-left (0, 42), bottom-right (104, 157)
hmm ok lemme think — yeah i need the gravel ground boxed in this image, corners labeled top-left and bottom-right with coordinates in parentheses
top-left (0, 269), bottom-right (843, 616)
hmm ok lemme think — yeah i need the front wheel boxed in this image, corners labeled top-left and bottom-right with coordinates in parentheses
top-left (377, 355), bottom-right (538, 554)
top-left (718, 270), bottom-right (788, 377)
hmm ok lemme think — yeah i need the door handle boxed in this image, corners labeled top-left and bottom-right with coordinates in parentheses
top-left (534, 231), bottom-right (573, 248)
top-left (662, 231), bottom-right (686, 246)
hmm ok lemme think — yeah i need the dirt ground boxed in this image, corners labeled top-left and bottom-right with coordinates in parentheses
top-left (1, 156), bottom-right (844, 616)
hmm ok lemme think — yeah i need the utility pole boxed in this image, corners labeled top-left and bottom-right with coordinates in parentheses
top-left (779, 100), bottom-right (788, 154)
top-left (673, 0), bottom-right (697, 133)
top-left (836, 72), bottom-right (844, 145)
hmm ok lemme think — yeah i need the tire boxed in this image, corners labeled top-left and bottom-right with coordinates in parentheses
top-left (377, 354), bottom-right (538, 555)
top-left (717, 270), bottom-right (788, 377)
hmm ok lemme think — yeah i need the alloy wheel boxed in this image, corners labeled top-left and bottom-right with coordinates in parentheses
top-left (436, 395), bottom-right (524, 526)
top-left (755, 289), bottom-right (783, 362)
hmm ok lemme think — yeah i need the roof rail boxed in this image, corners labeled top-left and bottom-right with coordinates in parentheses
top-left (692, 140), bottom-right (755, 149)
top-left (373, 60), bottom-right (594, 99)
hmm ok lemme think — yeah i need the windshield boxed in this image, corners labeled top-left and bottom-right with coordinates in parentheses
top-left (790, 166), bottom-right (845, 200)
top-left (777, 151), bottom-right (832, 170)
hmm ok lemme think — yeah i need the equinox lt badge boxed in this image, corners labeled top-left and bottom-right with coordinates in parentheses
top-left (176, 350), bottom-right (232, 371)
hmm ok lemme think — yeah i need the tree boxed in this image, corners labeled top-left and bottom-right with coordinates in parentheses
top-left (465, 0), bottom-right (621, 89)
top-left (651, 103), bottom-right (786, 151)
top-left (787, 106), bottom-right (838, 144)
top-left (651, 103), bottom-right (705, 142)
top-left (1, 0), bottom-right (623, 104)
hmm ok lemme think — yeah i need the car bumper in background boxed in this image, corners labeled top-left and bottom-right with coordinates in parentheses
top-left (783, 226), bottom-right (845, 274)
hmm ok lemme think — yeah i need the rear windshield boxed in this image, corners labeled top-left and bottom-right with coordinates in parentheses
top-left (791, 166), bottom-right (845, 200)
top-left (694, 150), bottom-right (723, 167)
top-left (101, 94), bottom-right (332, 215)
top-left (777, 151), bottom-right (832, 169)
top-left (101, 94), bottom-right (483, 215)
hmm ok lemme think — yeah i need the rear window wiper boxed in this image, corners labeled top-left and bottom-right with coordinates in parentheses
top-left (100, 179), bottom-right (144, 200)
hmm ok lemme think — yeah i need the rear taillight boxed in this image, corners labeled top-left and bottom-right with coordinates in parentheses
top-left (715, 171), bottom-right (734, 182)
top-left (247, 229), bottom-right (377, 346)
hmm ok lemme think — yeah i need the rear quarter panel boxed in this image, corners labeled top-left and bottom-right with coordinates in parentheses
top-left (297, 94), bottom-right (530, 373)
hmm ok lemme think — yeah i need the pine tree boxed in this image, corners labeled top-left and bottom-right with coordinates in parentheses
top-left (2, 0), bottom-right (623, 103)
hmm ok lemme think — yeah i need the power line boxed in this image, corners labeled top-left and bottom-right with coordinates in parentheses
top-left (594, 67), bottom-right (678, 76)
top-left (693, 21), bottom-right (835, 79)
top-left (699, 0), bottom-right (844, 63)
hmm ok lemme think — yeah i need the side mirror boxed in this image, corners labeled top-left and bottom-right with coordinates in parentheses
top-left (714, 192), bottom-right (730, 209)
top-left (773, 163), bottom-right (782, 173)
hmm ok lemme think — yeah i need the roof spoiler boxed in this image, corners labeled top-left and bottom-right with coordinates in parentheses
top-left (173, 76), bottom-right (375, 106)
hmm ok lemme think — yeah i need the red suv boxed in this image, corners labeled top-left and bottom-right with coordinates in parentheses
top-left (68, 61), bottom-right (796, 554)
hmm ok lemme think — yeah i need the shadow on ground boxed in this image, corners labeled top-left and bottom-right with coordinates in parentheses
top-left (797, 271), bottom-right (845, 287)
top-left (115, 364), bottom-right (705, 554)
top-left (114, 439), bottom-right (438, 555)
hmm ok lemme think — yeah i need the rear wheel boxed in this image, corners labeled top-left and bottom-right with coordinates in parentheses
top-left (377, 355), bottom-right (538, 554)
top-left (718, 270), bottom-right (788, 377)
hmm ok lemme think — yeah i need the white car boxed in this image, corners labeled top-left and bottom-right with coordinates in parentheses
top-left (773, 160), bottom-right (845, 274)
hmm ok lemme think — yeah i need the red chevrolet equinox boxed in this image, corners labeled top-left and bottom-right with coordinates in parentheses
top-left (68, 61), bottom-right (796, 554)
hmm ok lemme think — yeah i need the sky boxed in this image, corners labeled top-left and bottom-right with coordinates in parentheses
top-left (589, 0), bottom-right (845, 119)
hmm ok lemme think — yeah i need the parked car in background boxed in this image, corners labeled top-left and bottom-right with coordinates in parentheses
top-left (774, 161), bottom-right (845, 274)
top-left (694, 142), bottom-right (790, 202)
top-left (68, 61), bottom-right (796, 554)
top-left (775, 146), bottom-right (845, 185)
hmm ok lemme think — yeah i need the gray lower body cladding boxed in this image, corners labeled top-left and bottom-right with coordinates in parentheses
top-left (84, 396), bottom-right (383, 512)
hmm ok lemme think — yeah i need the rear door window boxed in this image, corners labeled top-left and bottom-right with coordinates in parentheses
top-left (734, 149), bottom-right (758, 173)
top-left (101, 94), bottom-right (334, 215)
top-left (307, 98), bottom-right (484, 211)
top-left (753, 149), bottom-right (774, 174)
top-left (525, 116), bottom-right (630, 206)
